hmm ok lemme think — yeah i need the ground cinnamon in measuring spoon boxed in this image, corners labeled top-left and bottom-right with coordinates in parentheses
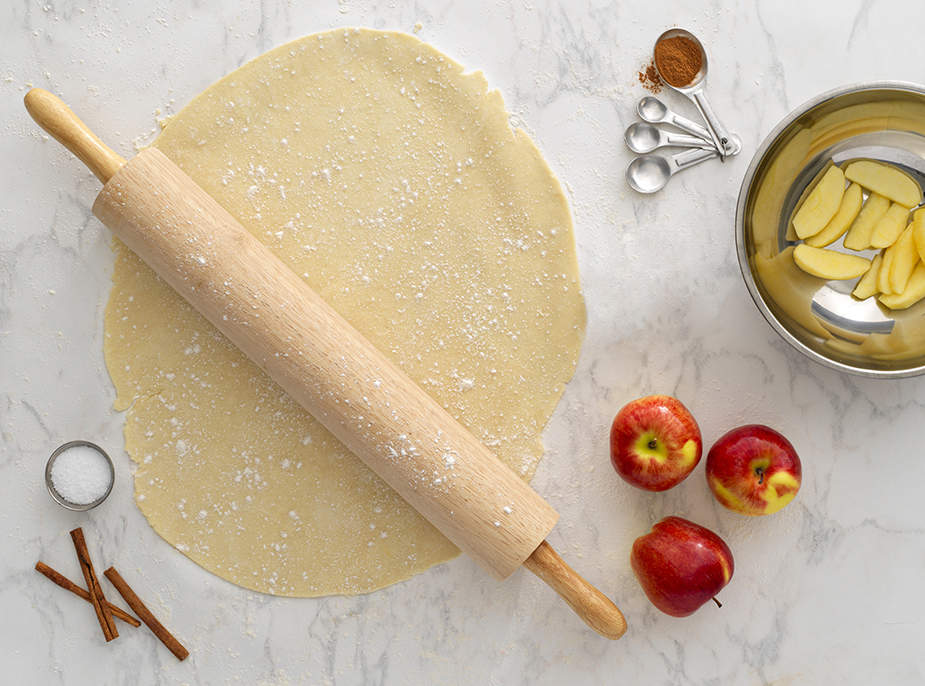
top-left (654, 35), bottom-right (703, 87)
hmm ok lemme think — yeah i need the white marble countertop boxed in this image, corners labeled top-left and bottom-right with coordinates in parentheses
top-left (4, 1), bottom-right (925, 683)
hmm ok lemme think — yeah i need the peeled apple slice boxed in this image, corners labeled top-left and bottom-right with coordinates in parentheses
top-left (793, 244), bottom-right (871, 280)
top-left (792, 165), bottom-right (846, 239)
top-left (889, 224), bottom-right (920, 294)
top-left (877, 245), bottom-right (895, 295)
top-left (805, 182), bottom-right (863, 248)
top-left (852, 252), bottom-right (882, 300)
top-left (913, 208), bottom-right (925, 263)
top-left (869, 203), bottom-right (911, 249)
top-left (844, 160), bottom-right (922, 209)
top-left (880, 262), bottom-right (925, 310)
top-left (843, 192), bottom-right (891, 251)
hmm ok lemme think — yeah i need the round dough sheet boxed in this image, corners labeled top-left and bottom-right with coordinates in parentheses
top-left (104, 28), bottom-right (585, 597)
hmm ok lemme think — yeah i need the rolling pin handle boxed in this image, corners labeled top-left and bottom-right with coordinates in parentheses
top-left (24, 88), bottom-right (125, 184)
top-left (523, 540), bottom-right (628, 640)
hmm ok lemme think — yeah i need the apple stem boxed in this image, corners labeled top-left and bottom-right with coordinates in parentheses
top-left (712, 597), bottom-right (723, 609)
top-left (648, 438), bottom-right (658, 450)
top-left (755, 466), bottom-right (764, 485)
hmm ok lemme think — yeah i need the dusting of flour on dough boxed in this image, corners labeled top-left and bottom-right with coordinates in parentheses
top-left (105, 28), bottom-right (585, 597)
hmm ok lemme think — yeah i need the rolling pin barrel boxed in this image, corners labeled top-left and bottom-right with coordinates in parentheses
top-left (24, 88), bottom-right (627, 640)
top-left (94, 144), bottom-right (559, 581)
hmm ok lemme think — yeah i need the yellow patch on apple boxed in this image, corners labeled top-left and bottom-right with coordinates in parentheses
top-left (681, 439), bottom-right (699, 465)
top-left (718, 557), bottom-right (733, 584)
top-left (707, 479), bottom-right (747, 512)
top-left (760, 472), bottom-right (801, 515)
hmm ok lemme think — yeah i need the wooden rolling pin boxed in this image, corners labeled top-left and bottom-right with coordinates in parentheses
top-left (25, 88), bottom-right (627, 640)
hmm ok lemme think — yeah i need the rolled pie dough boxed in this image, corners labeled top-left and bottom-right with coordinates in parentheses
top-left (105, 28), bottom-right (585, 596)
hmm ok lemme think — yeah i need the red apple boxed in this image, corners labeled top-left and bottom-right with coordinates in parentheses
top-left (706, 424), bottom-right (801, 516)
top-left (610, 395), bottom-right (702, 491)
top-left (630, 516), bottom-right (734, 617)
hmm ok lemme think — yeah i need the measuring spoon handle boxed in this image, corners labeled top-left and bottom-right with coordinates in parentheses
top-left (663, 129), bottom-right (716, 149)
top-left (663, 110), bottom-right (714, 144)
top-left (670, 146), bottom-right (718, 171)
top-left (688, 88), bottom-right (729, 161)
top-left (692, 91), bottom-right (729, 145)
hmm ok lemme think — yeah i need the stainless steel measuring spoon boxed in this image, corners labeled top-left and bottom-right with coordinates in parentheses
top-left (625, 146), bottom-right (718, 193)
top-left (653, 28), bottom-right (734, 161)
top-left (623, 121), bottom-right (715, 154)
top-left (636, 96), bottom-right (740, 156)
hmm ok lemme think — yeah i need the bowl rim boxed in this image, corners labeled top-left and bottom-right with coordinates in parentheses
top-left (735, 80), bottom-right (925, 379)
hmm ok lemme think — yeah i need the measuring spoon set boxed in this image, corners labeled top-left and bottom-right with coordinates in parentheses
top-left (625, 29), bottom-right (739, 193)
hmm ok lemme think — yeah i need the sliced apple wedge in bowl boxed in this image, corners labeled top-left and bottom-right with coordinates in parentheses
top-left (792, 244), bottom-right (871, 280)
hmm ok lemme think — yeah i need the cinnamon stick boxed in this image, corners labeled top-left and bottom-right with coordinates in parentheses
top-left (70, 527), bottom-right (118, 641)
top-left (35, 561), bottom-right (141, 627)
top-left (103, 566), bottom-right (189, 661)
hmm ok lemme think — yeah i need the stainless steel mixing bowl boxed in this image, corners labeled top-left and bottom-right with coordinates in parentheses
top-left (736, 81), bottom-right (925, 378)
